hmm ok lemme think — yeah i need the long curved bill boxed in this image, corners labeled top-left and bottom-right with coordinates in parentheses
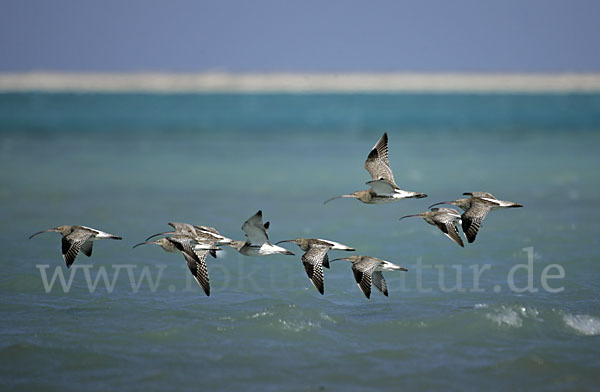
top-left (329, 257), bottom-right (350, 263)
top-left (398, 214), bottom-right (422, 221)
top-left (275, 240), bottom-right (295, 245)
top-left (133, 241), bottom-right (157, 249)
top-left (29, 228), bottom-right (58, 239)
top-left (428, 201), bottom-right (454, 209)
top-left (145, 231), bottom-right (175, 241)
top-left (323, 194), bottom-right (354, 204)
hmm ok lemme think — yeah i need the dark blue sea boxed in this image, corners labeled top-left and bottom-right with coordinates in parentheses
top-left (1, 92), bottom-right (599, 391)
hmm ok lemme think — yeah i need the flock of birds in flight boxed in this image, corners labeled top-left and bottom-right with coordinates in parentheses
top-left (29, 133), bottom-right (522, 299)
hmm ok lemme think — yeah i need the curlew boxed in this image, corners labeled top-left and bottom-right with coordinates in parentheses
top-left (275, 238), bottom-right (355, 294)
top-left (399, 207), bottom-right (464, 247)
top-left (429, 192), bottom-right (523, 243)
top-left (324, 132), bottom-right (427, 204)
top-left (330, 255), bottom-right (407, 299)
top-left (229, 210), bottom-right (295, 257)
top-left (133, 235), bottom-right (218, 296)
top-left (145, 222), bottom-right (232, 244)
top-left (29, 225), bottom-right (122, 268)
top-left (144, 221), bottom-right (232, 258)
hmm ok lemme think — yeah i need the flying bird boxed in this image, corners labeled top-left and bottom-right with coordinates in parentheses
top-left (229, 210), bottom-right (295, 257)
top-left (145, 222), bottom-right (232, 244)
top-left (324, 132), bottom-right (427, 204)
top-left (330, 255), bottom-right (407, 299)
top-left (133, 235), bottom-right (218, 296)
top-left (275, 238), bottom-right (355, 294)
top-left (144, 221), bottom-right (232, 258)
top-left (29, 225), bottom-right (122, 268)
top-left (429, 192), bottom-right (523, 243)
top-left (399, 207), bottom-right (464, 247)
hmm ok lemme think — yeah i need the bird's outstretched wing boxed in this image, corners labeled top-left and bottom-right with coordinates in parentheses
top-left (352, 260), bottom-right (378, 299)
top-left (435, 220), bottom-right (464, 248)
top-left (62, 230), bottom-right (93, 268)
top-left (371, 271), bottom-right (388, 296)
top-left (195, 225), bottom-right (220, 235)
top-left (461, 202), bottom-right (492, 243)
top-left (322, 253), bottom-right (330, 269)
top-left (433, 212), bottom-right (465, 247)
top-left (168, 222), bottom-right (198, 235)
top-left (241, 210), bottom-right (269, 245)
top-left (182, 250), bottom-right (210, 296)
top-left (80, 240), bottom-right (94, 257)
top-left (364, 132), bottom-right (396, 185)
top-left (168, 236), bottom-right (196, 253)
top-left (301, 245), bottom-right (330, 295)
top-left (465, 192), bottom-right (497, 200)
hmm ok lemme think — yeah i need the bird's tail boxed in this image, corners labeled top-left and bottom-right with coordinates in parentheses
top-left (409, 192), bottom-right (427, 199)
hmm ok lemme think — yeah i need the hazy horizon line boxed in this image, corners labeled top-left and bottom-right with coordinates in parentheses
top-left (2, 71), bottom-right (600, 93)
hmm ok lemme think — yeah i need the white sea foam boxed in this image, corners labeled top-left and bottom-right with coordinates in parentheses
top-left (486, 307), bottom-right (523, 328)
top-left (248, 310), bottom-right (273, 319)
top-left (518, 306), bottom-right (542, 321)
top-left (563, 314), bottom-right (600, 336)
top-left (278, 319), bottom-right (320, 332)
top-left (2, 72), bottom-right (600, 93)
top-left (485, 305), bottom-right (541, 328)
top-left (319, 312), bottom-right (336, 323)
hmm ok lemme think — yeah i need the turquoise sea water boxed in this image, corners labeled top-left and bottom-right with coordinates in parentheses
top-left (1, 93), bottom-right (600, 391)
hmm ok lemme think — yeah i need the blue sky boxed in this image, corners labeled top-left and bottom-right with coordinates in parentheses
top-left (1, 0), bottom-right (599, 72)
